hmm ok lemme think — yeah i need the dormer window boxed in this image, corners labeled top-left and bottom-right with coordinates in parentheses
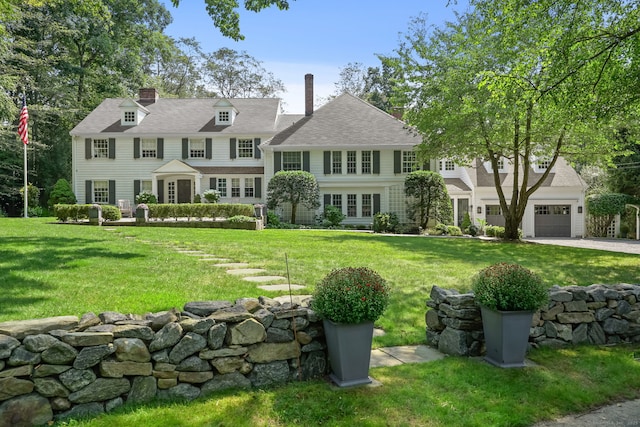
top-left (483, 158), bottom-right (506, 173)
top-left (119, 99), bottom-right (149, 126)
top-left (537, 159), bottom-right (551, 170)
top-left (124, 111), bottom-right (136, 123)
top-left (439, 160), bottom-right (456, 171)
top-left (218, 111), bottom-right (230, 123)
top-left (213, 99), bottom-right (238, 125)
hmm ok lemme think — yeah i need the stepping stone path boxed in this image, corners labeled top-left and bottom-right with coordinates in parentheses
top-left (124, 239), bottom-right (307, 295)
top-left (226, 268), bottom-right (266, 276)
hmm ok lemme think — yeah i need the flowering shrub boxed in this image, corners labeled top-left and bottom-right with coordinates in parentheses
top-left (135, 191), bottom-right (157, 204)
top-left (202, 189), bottom-right (220, 203)
top-left (472, 263), bottom-right (548, 311)
top-left (311, 267), bottom-right (390, 324)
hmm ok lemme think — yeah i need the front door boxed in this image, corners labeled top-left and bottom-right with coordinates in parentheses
top-left (177, 179), bottom-right (191, 203)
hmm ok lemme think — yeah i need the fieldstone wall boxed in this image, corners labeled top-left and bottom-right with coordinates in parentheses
top-left (426, 284), bottom-right (640, 356)
top-left (0, 296), bottom-right (326, 426)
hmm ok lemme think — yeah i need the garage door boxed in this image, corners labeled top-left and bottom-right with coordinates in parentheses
top-left (485, 205), bottom-right (505, 227)
top-left (534, 205), bottom-right (571, 237)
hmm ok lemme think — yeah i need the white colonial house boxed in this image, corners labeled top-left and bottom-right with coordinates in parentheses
top-left (69, 75), bottom-right (586, 237)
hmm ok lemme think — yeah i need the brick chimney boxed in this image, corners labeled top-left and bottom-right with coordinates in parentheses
top-left (138, 88), bottom-right (159, 105)
top-left (305, 74), bottom-right (313, 116)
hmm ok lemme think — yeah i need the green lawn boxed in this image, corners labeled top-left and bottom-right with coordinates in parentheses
top-left (2, 218), bottom-right (640, 426)
top-left (1, 218), bottom-right (638, 348)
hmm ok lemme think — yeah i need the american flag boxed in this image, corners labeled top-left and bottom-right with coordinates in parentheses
top-left (18, 98), bottom-right (29, 145)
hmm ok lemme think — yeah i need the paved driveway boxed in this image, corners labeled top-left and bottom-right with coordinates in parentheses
top-left (525, 237), bottom-right (640, 255)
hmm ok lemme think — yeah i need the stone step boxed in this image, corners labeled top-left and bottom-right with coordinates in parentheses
top-left (257, 284), bottom-right (306, 291)
top-left (242, 275), bottom-right (288, 283)
top-left (213, 263), bottom-right (249, 269)
top-left (226, 268), bottom-right (266, 276)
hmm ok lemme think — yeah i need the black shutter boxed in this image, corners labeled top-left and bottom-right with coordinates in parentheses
top-left (303, 151), bottom-right (310, 172)
top-left (230, 138), bottom-right (236, 159)
top-left (134, 180), bottom-right (141, 201)
top-left (373, 194), bottom-right (381, 215)
top-left (182, 138), bottom-right (188, 159)
top-left (133, 138), bottom-right (140, 159)
top-left (324, 194), bottom-right (331, 208)
top-left (373, 151), bottom-right (380, 174)
top-left (206, 138), bottom-right (212, 159)
top-left (274, 152), bottom-right (282, 173)
top-left (108, 138), bottom-right (116, 159)
top-left (85, 138), bottom-right (92, 159)
top-left (324, 151), bottom-right (331, 174)
top-left (255, 177), bottom-right (262, 198)
top-left (157, 180), bottom-right (164, 203)
top-left (157, 138), bottom-right (164, 159)
top-left (394, 150), bottom-right (401, 174)
top-left (422, 160), bottom-right (430, 171)
top-left (209, 177), bottom-right (217, 190)
top-left (85, 181), bottom-right (92, 203)
top-left (254, 138), bottom-right (261, 159)
top-left (108, 180), bottom-right (116, 204)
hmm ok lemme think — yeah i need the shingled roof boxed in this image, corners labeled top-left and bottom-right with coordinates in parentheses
top-left (465, 157), bottom-right (586, 188)
top-left (70, 97), bottom-right (297, 136)
top-left (264, 93), bottom-right (422, 149)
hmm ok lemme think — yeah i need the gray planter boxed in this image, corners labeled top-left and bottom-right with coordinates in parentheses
top-left (480, 306), bottom-right (534, 368)
top-left (323, 319), bottom-right (374, 387)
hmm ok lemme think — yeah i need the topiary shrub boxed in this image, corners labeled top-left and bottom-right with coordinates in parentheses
top-left (48, 179), bottom-right (77, 209)
top-left (467, 224), bottom-right (478, 236)
top-left (472, 262), bottom-right (548, 311)
top-left (461, 212), bottom-right (471, 231)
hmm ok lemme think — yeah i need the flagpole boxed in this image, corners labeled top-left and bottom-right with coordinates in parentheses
top-left (24, 142), bottom-right (28, 218)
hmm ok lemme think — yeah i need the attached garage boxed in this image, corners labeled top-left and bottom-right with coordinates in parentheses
top-left (485, 205), bottom-right (505, 227)
top-left (534, 205), bottom-right (571, 237)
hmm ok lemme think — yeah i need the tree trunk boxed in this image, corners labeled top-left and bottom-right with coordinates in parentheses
top-left (290, 203), bottom-right (298, 224)
top-left (504, 212), bottom-right (521, 240)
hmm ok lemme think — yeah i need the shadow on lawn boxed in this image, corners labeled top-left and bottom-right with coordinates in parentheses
top-left (0, 236), bottom-right (143, 319)
top-left (307, 233), bottom-right (639, 287)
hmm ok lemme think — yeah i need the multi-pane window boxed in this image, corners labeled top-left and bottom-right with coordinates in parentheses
top-left (486, 205), bottom-right (502, 215)
top-left (282, 152), bottom-right (302, 171)
top-left (141, 138), bottom-right (157, 158)
top-left (167, 182), bottom-right (176, 204)
top-left (141, 180), bottom-right (152, 193)
top-left (190, 139), bottom-right (205, 158)
top-left (244, 178), bottom-right (254, 197)
top-left (347, 194), bottom-right (357, 217)
top-left (496, 158), bottom-right (505, 170)
top-left (217, 178), bottom-right (227, 197)
top-left (361, 194), bottom-right (372, 217)
top-left (332, 151), bottom-right (342, 174)
top-left (238, 139), bottom-right (253, 158)
top-left (124, 111), bottom-right (135, 123)
top-left (439, 160), bottom-right (455, 171)
top-left (332, 194), bottom-right (342, 212)
top-left (402, 150), bottom-right (417, 173)
top-left (537, 159), bottom-right (551, 170)
top-left (93, 180), bottom-right (109, 203)
top-left (93, 139), bottom-right (109, 158)
top-left (361, 151), bottom-right (372, 174)
top-left (218, 111), bottom-right (230, 123)
top-left (347, 151), bottom-right (357, 174)
top-left (231, 178), bottom-right (241, 197)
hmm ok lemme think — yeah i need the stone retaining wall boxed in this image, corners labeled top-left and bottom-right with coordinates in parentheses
top-left (426, 284), bottom-right (640, 356)
top-left (0, 297), bottom-right (326, 426)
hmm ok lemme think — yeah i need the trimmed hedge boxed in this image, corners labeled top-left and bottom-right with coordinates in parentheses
top-left (147, 203), bottom-right (254, 221)
top-left (54, 204), bottom-right (122, 222)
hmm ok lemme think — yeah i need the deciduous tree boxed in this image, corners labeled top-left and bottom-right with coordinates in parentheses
top-left (404, 170), bottom-right (452, 229)
top-left (383, 0), bottom-right (640, 239)
top-left (266, 171), bottom-right (320, 224)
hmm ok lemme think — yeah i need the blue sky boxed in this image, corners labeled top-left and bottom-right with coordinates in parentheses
top-left (160, 0), bottom-right (469, 113)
